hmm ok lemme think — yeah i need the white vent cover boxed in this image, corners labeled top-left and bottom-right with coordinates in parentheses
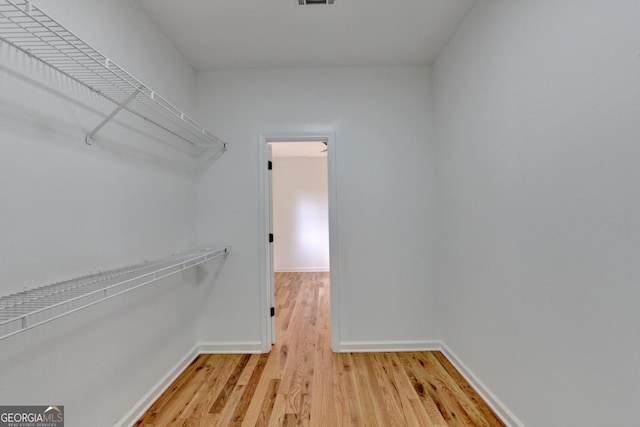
top-left (298, 0), bottom-right (335, 5)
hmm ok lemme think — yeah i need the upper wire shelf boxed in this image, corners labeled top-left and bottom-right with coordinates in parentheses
top-left (0, 0), bottom-right (226, 152)
top-left (0, 247), bottom-right (229, 341)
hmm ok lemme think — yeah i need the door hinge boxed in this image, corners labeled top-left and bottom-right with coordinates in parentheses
top-left (270, 307), bottom-right (275, 317)
top-left (268, 160), bottom-right (272, 170)
top-left (269, 233), bottom-right (274, 243)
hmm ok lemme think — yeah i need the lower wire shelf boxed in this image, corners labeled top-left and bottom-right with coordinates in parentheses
top-left (0, 247), bottom-right (229, 341)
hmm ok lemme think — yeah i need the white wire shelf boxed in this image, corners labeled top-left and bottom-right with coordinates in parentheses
top-left (0, 247), bottom-right (229, 341)
top-left (0, 0), bottom-right (226, 152)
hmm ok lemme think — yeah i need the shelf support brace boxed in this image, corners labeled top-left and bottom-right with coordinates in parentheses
top-left (86, 89), bottom-right (140, 145)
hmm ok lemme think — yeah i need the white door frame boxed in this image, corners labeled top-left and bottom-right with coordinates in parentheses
top-left (258, 132), bottom-right (340, 353)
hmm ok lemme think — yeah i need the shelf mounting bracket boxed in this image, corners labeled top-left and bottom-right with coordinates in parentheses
top-left (85, 88), bottom-right (140, 145)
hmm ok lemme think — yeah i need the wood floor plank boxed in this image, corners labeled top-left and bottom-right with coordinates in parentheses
top-left (431, 352), bottom-right (506, 427)
top-left (180, 356), bottom-right (241, 423)
top-left (420, 352), bottom-right (500, 427)
top-left (230, 353), bottom-right (270, 426)
top-left (404, 352), bottom-right (475, 427)
top-left (383, 352), bottom-right (445, 427)
top-left (136, 272), bottom-right (506, 427)
top-left (211, 383), bottom-right (245, 427)
top-left (369, 353), bottom-right (420, 427)
top-left (351, 352), bottom-right (389, 426)
top-left (337, 352), bottom-right (365, 426)
top-left (313, 353), bottom-right (335, 426)
top-left (399, 352), bottom-right (454, 425)
top-left (148, 356), bottom-right (217, 426)
top-left (266, 392), bottom-right (287, 427)
top-left (283, 413), bottom-right (298, 427)
top-left (236, 354), bottom-right (260, 386)
top-left (134, 356), bottom-right (208, 426)
top-left (238, 353), bottom-right (280, 426)
top-left (209, 354), bottom-right (251, 414)
top-left (255, 379), bottom-right (280, 427)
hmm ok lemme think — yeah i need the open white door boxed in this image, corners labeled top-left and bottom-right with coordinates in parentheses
top-left (267, 144), bottom-right (276, 344)
top-left (259, 133), bottom-right (339, 352)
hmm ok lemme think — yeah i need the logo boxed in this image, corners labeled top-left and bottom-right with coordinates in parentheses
top-left (0, 405), bottom-right (64, 427)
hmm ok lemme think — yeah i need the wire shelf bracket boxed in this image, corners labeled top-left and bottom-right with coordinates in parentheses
top-left (0, 0), bottom-right (227, 152)
top-left (0, 247), bottom-right (230, 341)
top-left (85, 88), bottom-right (140, 145)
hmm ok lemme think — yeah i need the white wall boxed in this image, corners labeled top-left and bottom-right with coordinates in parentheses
top-left (0, 0), bottom-right (213, 425)
top-left (196, 67), bottom-right (440, 348)
top-left (433, 1), bottom-right (640, 426)
top-left (272, 155), bottom-right (329, 272)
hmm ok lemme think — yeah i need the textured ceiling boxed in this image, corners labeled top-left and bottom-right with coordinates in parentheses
top-left (135, 0), bottom-right (476, 70)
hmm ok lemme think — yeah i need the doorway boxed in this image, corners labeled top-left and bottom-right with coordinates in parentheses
top-left (258, 134), bottom-right (340, 352)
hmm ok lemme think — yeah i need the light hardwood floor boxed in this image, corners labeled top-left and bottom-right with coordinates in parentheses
top-left (136, 272), bottom-right (505, 426)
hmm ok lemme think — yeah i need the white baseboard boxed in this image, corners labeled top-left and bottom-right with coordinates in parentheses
top-left (337, 340), bottom-right (441, 353)
top-left (114, 344), bottom-right (200, 427)
top-left (198, 341), bottom-right (264, 354)
top-left (440, 342), bottom-right (525, 427)
top-left (274, 267), bottom-right (330, 272)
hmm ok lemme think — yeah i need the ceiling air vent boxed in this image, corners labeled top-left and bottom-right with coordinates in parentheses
top-left (298, 0), bottom-right (335, 5)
